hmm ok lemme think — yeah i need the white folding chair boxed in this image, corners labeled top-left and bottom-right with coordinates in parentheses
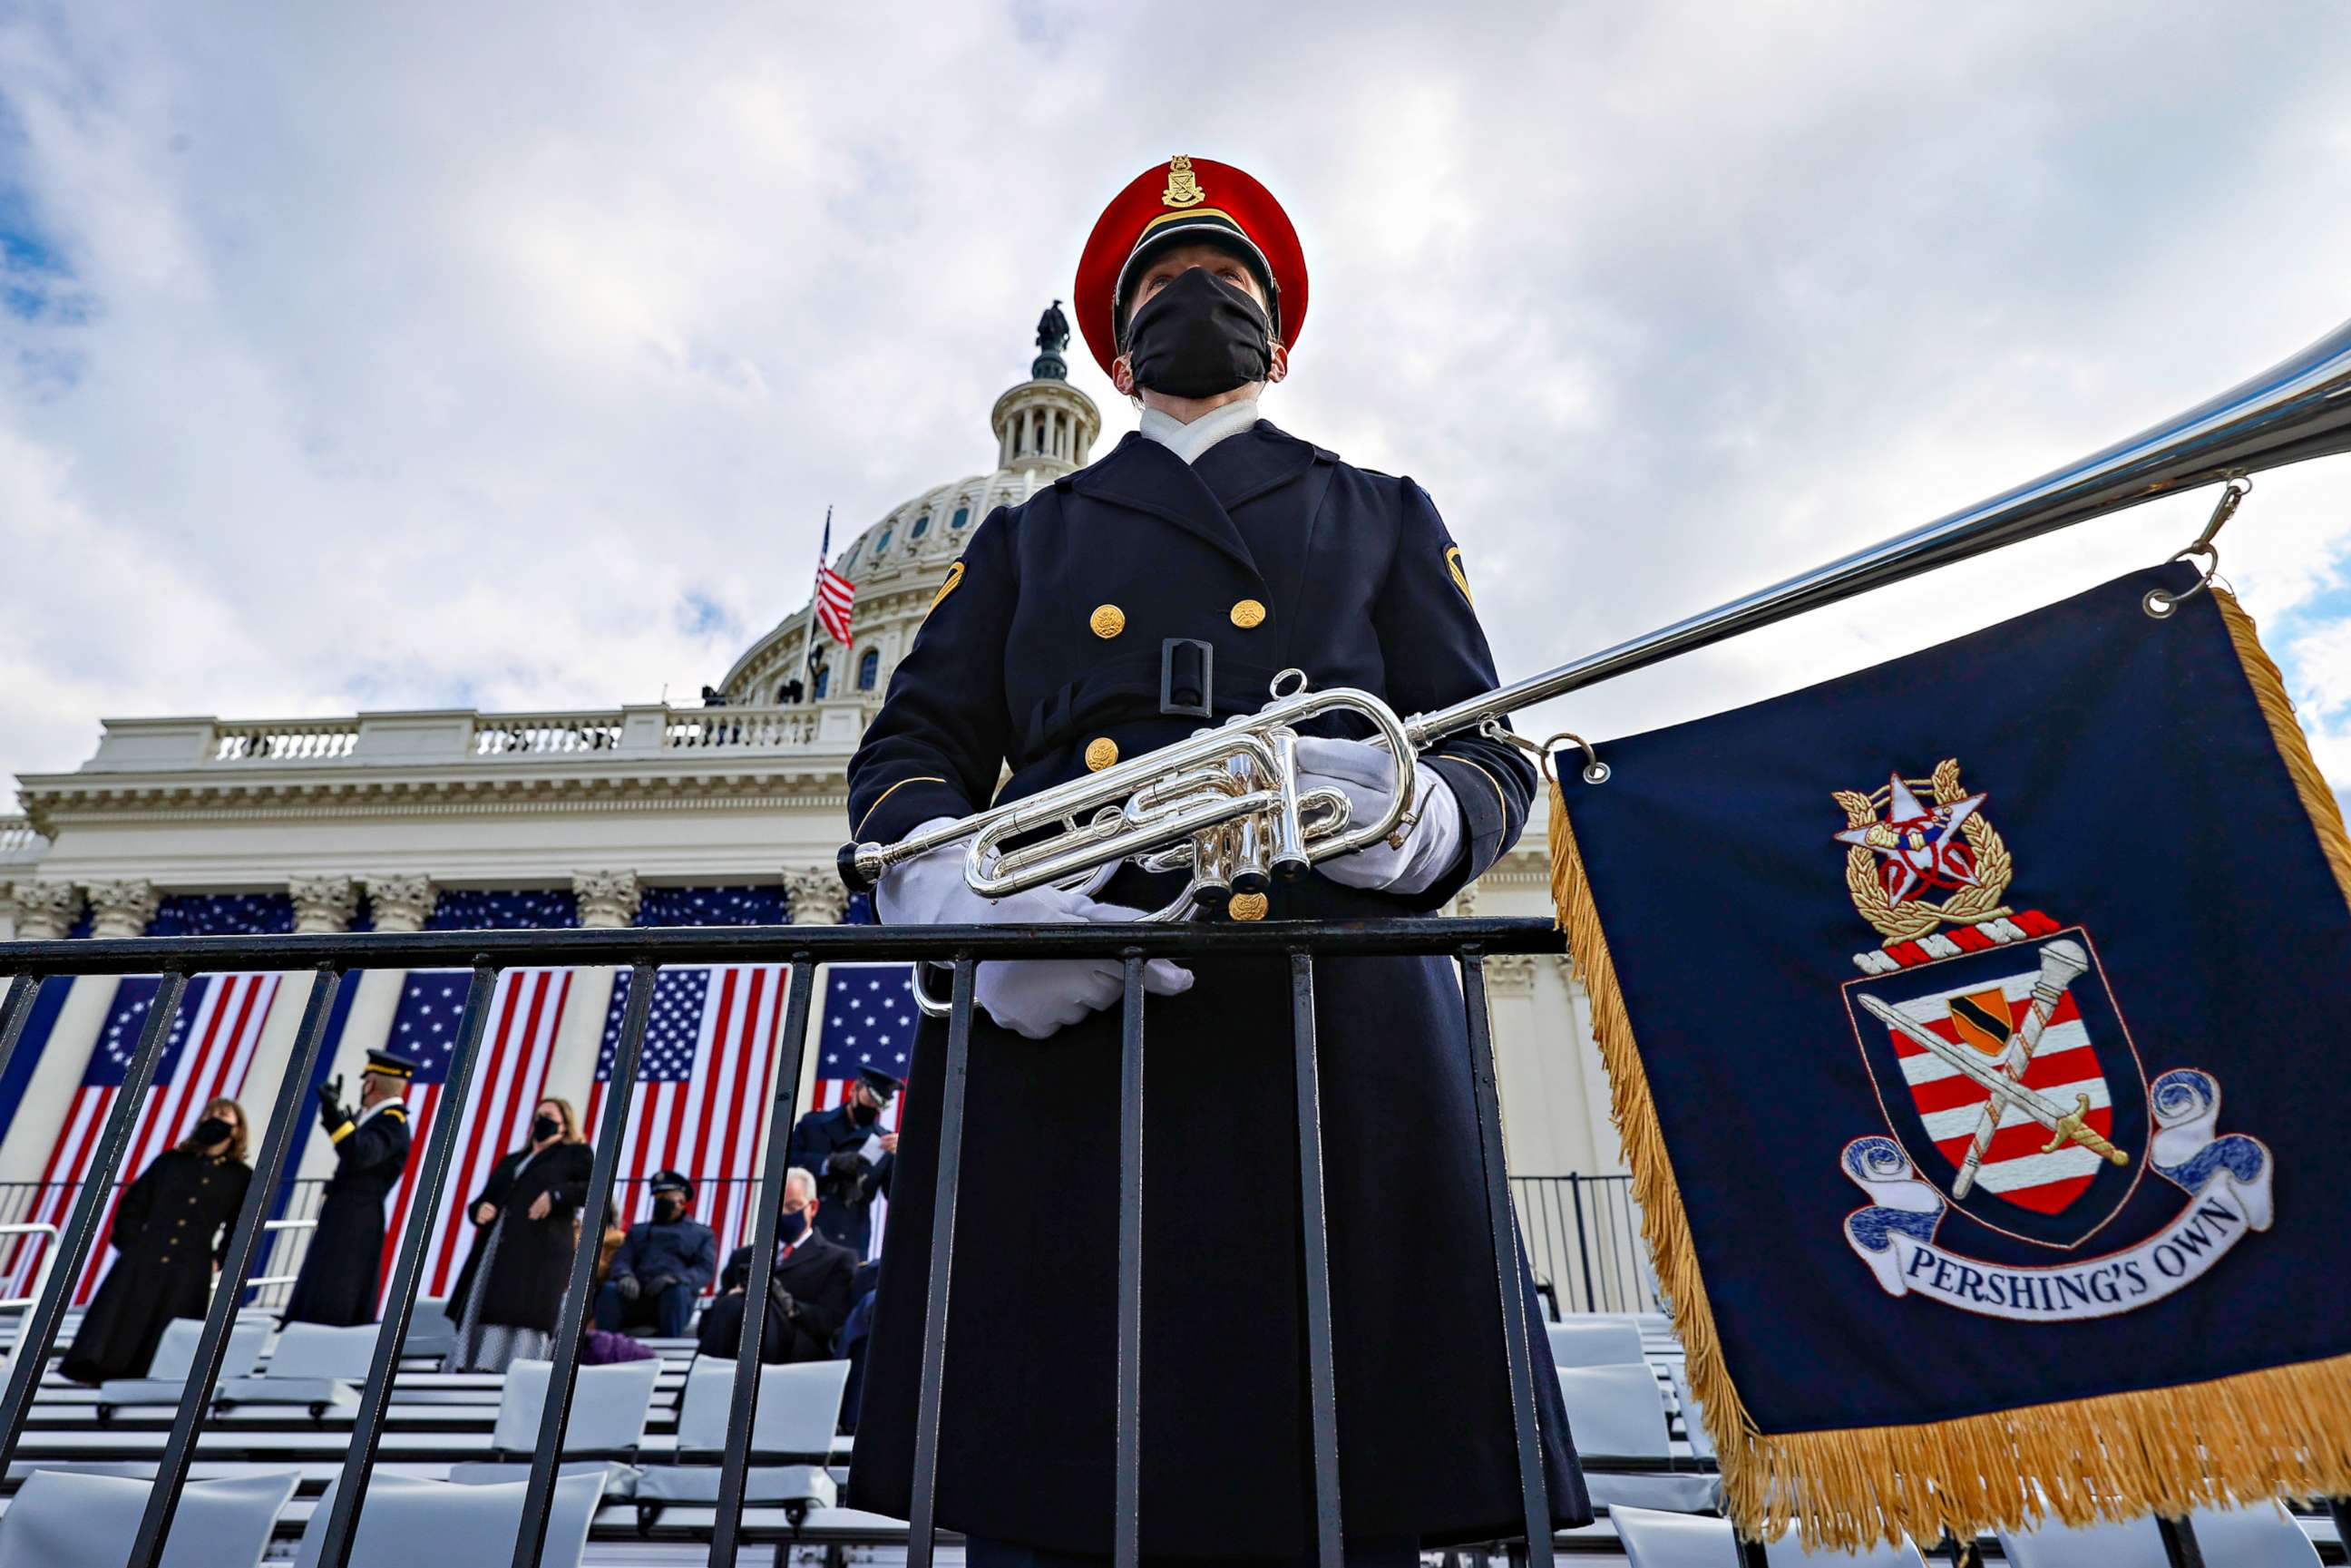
top-left (95, 1314), bottom-right (273, 1417)
top-left (1547, 1316), bottom-right (1647, 1368)
top-left (292, 1471), bottom-right (603, 1568)
top-left (401, 1297), bottom-right (458, 1359)
top-left (1996, 1501), bottom-right (2317, 1567)
top-left (633, 1356), bottom-right (851, 1525)
top-left (1613, 1505), bottom-right (1929, 1566)
top-left (0, 1466), bottom-right (298, 1568)
top-left (1665, 1367), bottom-right (1717, 1461)
top-left (446, 1357), bottom-right (661, 1494)
top-left (214, 1320), bottom-right (376, 1417)
top-left (1557, 1364), bottom-right (1718, 1514)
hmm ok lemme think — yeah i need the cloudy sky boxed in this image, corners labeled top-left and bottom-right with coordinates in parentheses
top-left (5, 2), bottom-right (2351, 806)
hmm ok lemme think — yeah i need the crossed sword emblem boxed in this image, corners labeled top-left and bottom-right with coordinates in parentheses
top-left (1855, 939), bottom-right (2128, 1198)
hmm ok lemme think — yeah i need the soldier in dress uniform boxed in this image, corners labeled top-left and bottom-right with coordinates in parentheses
top-left (281, 1047), bottom-right (415, 1327)
top-left (785, 1065), bottom-right (900, 1255)
top-left (844, 157), bottom-right (1587, 1563)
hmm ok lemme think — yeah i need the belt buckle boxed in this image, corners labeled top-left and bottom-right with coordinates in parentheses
top-left (1159, 638), bottom-right (1215, 720)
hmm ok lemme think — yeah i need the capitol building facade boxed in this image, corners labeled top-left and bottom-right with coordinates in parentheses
top-left (0, 319), bottom-right (1627, 1295)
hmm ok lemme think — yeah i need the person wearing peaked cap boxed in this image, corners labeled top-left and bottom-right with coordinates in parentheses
top-left (844, 156), bottom-right (1587, 1559)
top-left (281, 1048), bottom-right (418, 1327)
top-left (786, 1065), bottom-right (901, 1258)
top-left (595, 1167), bottom-right (717, 1340)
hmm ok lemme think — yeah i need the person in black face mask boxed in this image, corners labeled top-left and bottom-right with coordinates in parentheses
top-left (845, 157), bottom-right (1585, 1560)
top-left (593, 1169), bottom-right (717, 1339)
top-left (785, 1065), bottom-right (902, 1256)
top-left (61, 1096), bottom-right (251, 1384)
top-left (444, 1096), bottom-right (595, 1372)
top-left (695, 1165), bottom-right (857, 1365)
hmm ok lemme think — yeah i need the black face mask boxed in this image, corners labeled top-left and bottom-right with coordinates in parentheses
top-left (532, 1114), bottom-right (561, 1143)
top-left (653, 1198), bottom-right (683, 1223)
top-left (1123, 267), bottom-right (1271, 399)
top-left (850, 1099), bottom-right (881, 1126)
top-left (193, 1116), bottom-right (233, 1148)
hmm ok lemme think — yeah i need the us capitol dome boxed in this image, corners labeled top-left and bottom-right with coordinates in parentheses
top-left (717, 306), bottom-right (1103, 712)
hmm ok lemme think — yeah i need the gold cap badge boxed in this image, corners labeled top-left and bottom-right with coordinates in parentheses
top-left (1163, 155), bottom-right (1205, 209)
top-left (1227, 892), bottom-right (1269, 921)
top-left (1086, 737), bottom-right (1120, 771)
top-left (1090, 604), bottom-right (1127, 639)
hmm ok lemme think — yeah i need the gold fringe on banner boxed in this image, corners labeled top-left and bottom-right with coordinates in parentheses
top-left (1545, 584), bottom-right (2351, 1550)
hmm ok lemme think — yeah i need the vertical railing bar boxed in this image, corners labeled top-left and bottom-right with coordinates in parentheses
top-left (1114, 951), bottom-right (1147, 1568)
top-left (709, 957), bottom-right (820, 1567)
top-left (128, 963), bottom-right (346, 1567)
top-left (0, 973), bottom-right (43, 1120)
top-left (0, 967), bottom-right (188, 1471)
top-left (907, 957), bottom-right (978, 1568)
top-left (1737, 1534), bottom-right (1771, 1567)
top-left (317, 959), bottom-right (500, 1568)
top-left (1288, 950), bottom-right (1344, 1568)
top-left (1459, 950), bottom-right (1555, 1568)
top-left (2155, 1514), bottom-right (2205, 1568)
top-left (510, 960), bottom-right (655, 1568)
top-left (1569, 1174), bottom-right (1597, 1316)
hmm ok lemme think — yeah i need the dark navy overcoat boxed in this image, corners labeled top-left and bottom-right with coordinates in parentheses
top-left (844, 423), bottom-right (1588, 1555)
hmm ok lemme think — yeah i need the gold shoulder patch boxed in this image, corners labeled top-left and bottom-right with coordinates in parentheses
top-left (1445, 545), bottom-right (1475, 607)
top-left (385, 1105), bottom-right (407, 1120)
top-left (929, 560), bottom-right (966, 615)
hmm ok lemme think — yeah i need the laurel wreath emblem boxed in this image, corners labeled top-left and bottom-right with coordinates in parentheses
top-left (1833, 757), bottom-right (2014, 944)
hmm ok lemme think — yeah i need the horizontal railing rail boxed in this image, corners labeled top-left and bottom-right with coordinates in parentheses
top-left (0, 915), bottom-right (1566, 1568)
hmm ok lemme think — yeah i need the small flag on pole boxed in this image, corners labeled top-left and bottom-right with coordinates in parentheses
top-left (814, 506), bottom-right (855, 650)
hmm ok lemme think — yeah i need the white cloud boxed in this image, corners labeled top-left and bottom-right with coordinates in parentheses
top-left (4, 0), bottom-right (2351, 801)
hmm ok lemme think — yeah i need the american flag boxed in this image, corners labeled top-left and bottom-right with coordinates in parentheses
top-left (813, 965), bottom-right (916, 1257)
top-left (814, 506), bottom-right (855, 649)
top-left (15, 973), bottom-right (279, 1304)
top-left (388, 968), bottom-right (573, 1302)
top-left (587, 965), bottom-right (791, 1287)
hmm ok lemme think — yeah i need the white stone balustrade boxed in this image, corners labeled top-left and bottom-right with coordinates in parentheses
top-left (0, 818), bottom-right (46, 867)
top-left (70, 701), bottom-right (877, 774)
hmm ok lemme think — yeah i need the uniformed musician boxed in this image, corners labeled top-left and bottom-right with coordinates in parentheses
top-left (844, 158), bottom-right (1586, 1563)
top-left (281, 1047), bottom-right (415, 1327)
top-left (785, 1065), bottom-right (900, 1256)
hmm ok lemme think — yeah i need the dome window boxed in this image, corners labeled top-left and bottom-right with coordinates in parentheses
top-left (813, 667), bottom-right (831, 700)
top-left (873, 527), bottom-right (893, 556)
top-left (857, 648), bottom-right (882, 691)
top-left (911, 512), bottom-right (931, 539)
top-left (951, 505), bottom-right (971, 529)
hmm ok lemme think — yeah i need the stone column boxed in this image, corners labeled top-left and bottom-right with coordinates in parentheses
top-left (571, 870), bottom-right (642, 930)
top-left (366, 874), bottom-right (436, 934)
top-left (84, 880), bottom-right (161, 940)
top-left (7, 881), bottom-right (83, 940)
top-left (783, 867), bottom-right (848, 926)
top-left (289, 875), bottom-right (359, 935)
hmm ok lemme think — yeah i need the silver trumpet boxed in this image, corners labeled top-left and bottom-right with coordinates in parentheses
top-left (839, 316), bottom-right (2351, 918)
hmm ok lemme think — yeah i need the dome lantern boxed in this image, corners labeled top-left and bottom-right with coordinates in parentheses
top-left (993, 302), bottom-right (1100, 474)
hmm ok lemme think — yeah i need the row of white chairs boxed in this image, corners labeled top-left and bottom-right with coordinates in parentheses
top-left (1610, 1500), bottom-right (2326, 1565)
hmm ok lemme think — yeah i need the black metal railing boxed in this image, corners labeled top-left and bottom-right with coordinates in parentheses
top-left (1510, 1173), bottom-right (1661, 1317)
top-left (0, 915), bottom-right (1568, 1568)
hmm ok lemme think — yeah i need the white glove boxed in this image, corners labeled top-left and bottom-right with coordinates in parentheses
top-left (1292, 736), bottom-right (1465, 896)
top-left (877, 819), bottom-right (1193, 1039)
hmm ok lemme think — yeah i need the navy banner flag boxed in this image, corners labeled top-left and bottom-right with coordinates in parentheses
top-left (1551, 564), bottom-right (2351, 1549)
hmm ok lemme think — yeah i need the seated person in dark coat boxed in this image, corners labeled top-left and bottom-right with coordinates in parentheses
top-left (593, 1168), bottom-right (717, 1339)
top-left (785, 1066), bottom-right (900, 1256)
top-left (695, 1166), bottom-right (855, 1365)
top-left (62, 1098), bottom-right (252, 1384)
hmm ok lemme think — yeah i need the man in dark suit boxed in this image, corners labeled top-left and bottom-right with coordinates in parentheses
top-left (786, 1066), bottom-right (899, 1255)
top-left (282, 1048), bottom-right (415, 1327)
top-left (695, 1165), bottom-right (856, 1364)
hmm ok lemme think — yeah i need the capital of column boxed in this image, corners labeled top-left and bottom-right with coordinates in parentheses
top-left (366, 874), bottom-right (437, 934)
top-left (572, 870), bottom-right (643, 930)
top-left (7, 880), bottom-right (84, 940)
top-left (1448, 881), bottom-right (1481, 920)
top-left (84, 879), bottom-right (161, 940)
top-left (1484, 953), bottom-right (1538, 995)
top-left (783, 867), bottom-right (850, 926)
top-left (289, 875), bottom-right (360, 935)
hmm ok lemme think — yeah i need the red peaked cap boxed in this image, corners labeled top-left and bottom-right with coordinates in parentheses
top-left (1075, 156), bottom-right (1309, 380)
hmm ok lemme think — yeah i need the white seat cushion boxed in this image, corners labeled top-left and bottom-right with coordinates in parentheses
top-left (1557, 1363), bottom-right (1673, 1458)
top-left (0, 1466), bottom-right (297, 1568)
top-left (633, 1462), bottom-right (834, 1508)
top-left (292, 1471), bottom-right (603, 1568)
top-left (1547, 1317), bottom-right (1647, 1368)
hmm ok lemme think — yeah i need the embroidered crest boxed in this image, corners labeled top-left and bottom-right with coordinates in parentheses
top-left (1162, 155), bottom-right (1205, 209)
top-left (1829, 765), bottom-right (2274, 1319)
top-left (1832, 759), bottom-right (2013, 943)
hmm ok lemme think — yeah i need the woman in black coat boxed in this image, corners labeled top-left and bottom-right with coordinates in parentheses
top-left (444, 1096), bottom-right (593, 1372)
top-left (60, 1097), bottom-right (252, 1384)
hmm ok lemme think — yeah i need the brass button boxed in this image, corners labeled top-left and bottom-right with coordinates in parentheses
top-left (1089, 604), bottom-right (1126, 639)
top-left (1230, 599), bottom-right (1267, 629)
top-left (1227, 892), bottom-right (1270, 921)
top-left (1085, 737), bottom-right (1119, 772)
